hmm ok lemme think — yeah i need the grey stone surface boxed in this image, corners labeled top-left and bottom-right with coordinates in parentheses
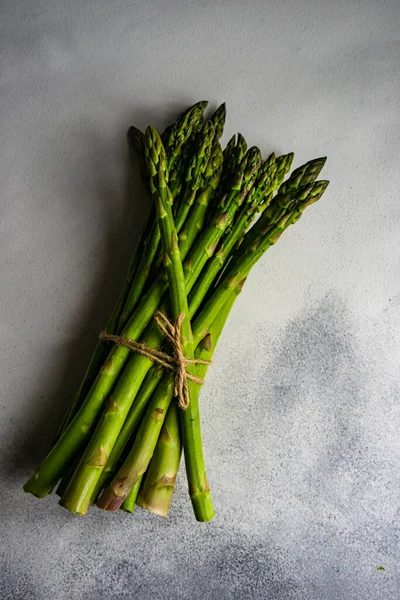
top-left (1, 1), bottom-right (400, 598)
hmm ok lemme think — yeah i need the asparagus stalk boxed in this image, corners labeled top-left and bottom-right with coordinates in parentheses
top-left (273, 153), bottom-right (294, 189)
top-left (209, 103), bottom-right (226, 140)
top-left (148, 126), bottom-right (213, 519)
top-left (137, 283), bottom-right (242, 516)
top-left (177, 142), bottom-right (223, 258)
top-left (164, 101), bottom-right (208, 172)
top-left (173, 121), bottom-right (215, 227)
top-left (120, 477), bottom-right (143, 513)
top-left (277, 156), bottom-right (326, 195)
top-left (135, 400), bottom-right (181, 517)
top-left (218, 133), bottom-right (247, 199)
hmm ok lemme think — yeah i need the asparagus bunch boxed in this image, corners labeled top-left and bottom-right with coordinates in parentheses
top-left (23, 101), bottom-right (329, 521)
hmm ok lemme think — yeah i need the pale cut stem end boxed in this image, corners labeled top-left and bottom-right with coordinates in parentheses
top-left (23, 476), bottom-right (50, 499)
top-left (59, 496), bottom-right (89, 516)
top-left (191, 492), bottom-right (215, 522)
top-left (136, 496), bottom-right (169, 518)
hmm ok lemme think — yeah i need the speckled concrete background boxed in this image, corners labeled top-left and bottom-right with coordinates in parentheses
top-left (1, 1), bottom-right (399, 598)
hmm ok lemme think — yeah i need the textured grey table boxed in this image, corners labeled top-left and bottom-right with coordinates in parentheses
top-left (1, 1), bottom-right (399, 599)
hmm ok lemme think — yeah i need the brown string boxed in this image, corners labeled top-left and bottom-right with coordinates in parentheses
top-left (99, 311), bottom-right (210, 409)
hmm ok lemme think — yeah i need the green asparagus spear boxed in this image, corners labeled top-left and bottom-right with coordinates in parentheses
top-left (276, 156), bottom-right (326, 195)
top-left (177, 142), bottom-right (223, 258)
top-left (173, 121), bottom-right (215, 232)
top-left (271, 152), bottom-right (294, 190)
top-left (209, 103), bottom-right (226, 140)
top-left (218, 133), bottom-right (247, 199)
top-left (120, 477), bottom-right (143, 513)
top-left (164, 101), bottom-right (208, 172)
top-left (135, 400), bottom-right (181, 517)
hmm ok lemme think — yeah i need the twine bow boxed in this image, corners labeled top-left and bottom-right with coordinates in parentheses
top-left (99, 311), bottom-right (210, 409)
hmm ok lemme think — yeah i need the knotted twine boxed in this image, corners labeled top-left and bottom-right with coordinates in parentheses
top-left (99, 311), bottom-right (210, 409)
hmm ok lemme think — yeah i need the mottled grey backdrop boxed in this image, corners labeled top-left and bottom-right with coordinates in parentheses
top-left (1, 0), bottom-right (399, 598)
